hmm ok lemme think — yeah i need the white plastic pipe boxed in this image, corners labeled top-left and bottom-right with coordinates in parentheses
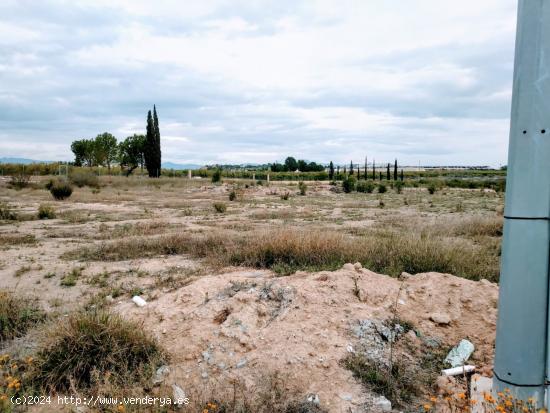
top-left (442, 365), bottom-right (476, 377)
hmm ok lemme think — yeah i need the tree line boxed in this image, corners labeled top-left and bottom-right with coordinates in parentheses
top-left (70, 106), bottom-right (161, 177)
top-left (269, 157), bottom-right (325, 172)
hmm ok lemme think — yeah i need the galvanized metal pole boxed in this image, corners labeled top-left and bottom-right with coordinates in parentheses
top-left (493, 0), bottom-right (550, 405)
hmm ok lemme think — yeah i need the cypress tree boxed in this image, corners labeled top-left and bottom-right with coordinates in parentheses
top-left (329, 161), bottom-right (335, 180)
top-left (379, 171), bottom-right (382, 181)
top-left (337, 165), bottom-right (340, 179)
top-left (400, 169), bottom-right (404, 182)
top-left (144, 110), bottom-right (155, 177)
top-left (372, 159), bottom-right (376, 180)
top-left (364, 157), bottom-right (368, 180)
top-left (386, 163), bottom-right (390, 180)
top-left (349, 161), bottom-right (354, 175)
top-left (393, 159), bottom-right (398, 181)
top-left (153, 105), bottom-right (161, 177)
top-left (357, 166), bottom-right (360, 177)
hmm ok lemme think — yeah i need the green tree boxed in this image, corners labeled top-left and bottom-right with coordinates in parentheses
top-left (394, 159), bottom-right (398, 181)
top-left (349, 160), bottom-right (354, 175)
top-left (94, 133), bottom-right (118, 173)
top-left (118, 134), bottom-right (146, 176)
top-left (386, 163), bottom-right (390, 180)
top-left (71, 139), bottom-right (94, 167)
top-left (144, 110), bottom-right (156, 177)
top-left (297, 159), bottom-right (307, 172)
top-left (329, 161), bottom-right (334, 180)
top-left (364, 157), bottom-right (368, 180)
top-left (372, 159), bottom-right (375, 180)
top-left (153, 105), bottom-right (161, 177)
top-left (284, 157), bottom-right (298, 172)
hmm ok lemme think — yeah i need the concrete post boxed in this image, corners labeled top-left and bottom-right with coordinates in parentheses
top-left (493, 0), bottom-right (550, 405)
top-left (188, 169), bottom-right (192, 179)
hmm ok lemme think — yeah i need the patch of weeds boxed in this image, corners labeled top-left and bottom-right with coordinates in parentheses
top-left (0, 234), bottom-right (36, 248)
top-left (0, 202), bottom-right (17, 221)
top-left (14, 265), bottom-right (32, 277)
top-left (343, 354), bottom-right (418, 407)
top-left (37, 204), bottom-right (56, 219)
top-left (60, 267), bottom-right (83, 287)
top-left (0, 290), bottom-right (46, 340)
top-left (44, 272), bottom-right (56, 279)
top-left (29, 310), bottom-right (166, 392)
top-left (213, 202), bottom-right (227, 213)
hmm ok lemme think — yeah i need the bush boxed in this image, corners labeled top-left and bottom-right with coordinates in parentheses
top-left (30, 310), bottom-right (165, 391)
top-left (69, 170), bottom-right (99, 188)
top-left (213, 202), bottom-right (227, 213)
top-left (212, 169), bottom-right (222, 183)
top-left (280, 192), bottom-right (290, 200)
top-left (8, 172), bottom-right (30, 190)
top-left (0, 290), bottom-right (45, 341)
top-left (428, 183), bottom-right (437, 194)
top-left (394, 181), bottom-right (404, 194)
top-left (38, 204), bottom-right (56, 219)
top-left (0, 202), bottom-right (17, 220)
top-left (378, 184), bottom-right (387, 193)
top-left (298, 181), bottom-right (307, 196)
top-left (229, 190), bottom-right (237, 201)
top-left (342, 175), bottom-right (357, 193)
top-left (357, 181), bottom-right (374, 193)
top-left (49, 180), bottom-right (73, 200)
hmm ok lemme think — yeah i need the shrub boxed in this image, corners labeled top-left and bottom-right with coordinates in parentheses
top-left (394, 181), bottom-right (404, 194)
top-left (229, 190), bottom-right (237, 201)
top-left (60, 267), bottom-right (81, 287)
top-left (212, 169), bottom-right (222, 183)
top-left (38, 204), bottom-right (56, 219)
top-left (0, 290), bottom-right (45, 341)
top-left (357, 181), bottom-right (374, 193)
top-left (378, 184), bottom-right (387, 193)
top-left (298, 181), bottom-right (307, 196)
top-left (427, 184), bottom-right (437, 195)
top-left (342, 175), bottom-right (357, 193)
top-left (30, 310), bottom-right (165, 391)
top-left (213, 202), bottom-right (227, 213)
top-left (49, 180), bottom-right (73, 200)
top-left (8, 172), bottom-right (30, 190)
top-left (69, 170), bottom-right (99, 188)
top-left (280, 192), bottom-right (290, 200)
top-left (0, 202), bottom-right (17, 220)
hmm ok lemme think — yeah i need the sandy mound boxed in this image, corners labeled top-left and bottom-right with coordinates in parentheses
top-left (115, 266), bottom-right (498, 412)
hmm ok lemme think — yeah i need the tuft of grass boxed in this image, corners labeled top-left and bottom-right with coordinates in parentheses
top-left (37, 204), bottom-right (56, 219)
top-left (29, 310), bottom-right (166, 392)
top-left (0, 234), bottom-right (36, 248)
top-left (60, 267), bottom-right (82, 287)
top-left (0, 290), bottom-right (45, 341)
top-left (213, 202), bottom-right (227, 213)
top-left (14, 265), bottom-right (31, 277)
top-left (343, 354), bottom-right (418, 407)
top-left (0, 202), bottom-right (17, 220)
top-left (69, 170), bottom-right (99, 188)
top-left (49, 180), bottom-right (73, 200)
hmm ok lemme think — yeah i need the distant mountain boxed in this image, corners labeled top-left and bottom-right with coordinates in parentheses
top-left (162, 162), bottom-right (203, 170)
top-left (0, 157), bottom-right (57, 164)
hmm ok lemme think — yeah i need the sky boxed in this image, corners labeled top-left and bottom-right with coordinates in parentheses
top-left (0, 0), bottom-right (518, 167)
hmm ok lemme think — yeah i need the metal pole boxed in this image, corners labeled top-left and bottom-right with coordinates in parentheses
top-left (493, 0), bottom-right (550, 405)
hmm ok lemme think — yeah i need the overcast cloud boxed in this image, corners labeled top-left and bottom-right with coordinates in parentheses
top-left (0, 0), bottom-right (517, 166)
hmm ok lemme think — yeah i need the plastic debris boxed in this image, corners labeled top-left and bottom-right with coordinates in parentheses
top-left (442, 365), bottom-right (476, 376)
top-left (132, 295), bottom-right (147, 307)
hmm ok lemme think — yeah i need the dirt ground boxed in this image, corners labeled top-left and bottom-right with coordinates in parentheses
top-left (0, 177), bottom-right (502, 412)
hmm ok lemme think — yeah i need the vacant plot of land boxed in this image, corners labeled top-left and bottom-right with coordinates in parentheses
top-left (0, 176), bottom-right (503, 412)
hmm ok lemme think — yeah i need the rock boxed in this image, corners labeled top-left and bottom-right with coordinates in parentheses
top-left (343, 263), bottom-right (355, 271)
top-left (353, 262), bottom-right (362, 271)
top-left (236, 358), bottom-right (247, 368)
top-left (430, 313), bottom-right (451, 325)
top-left (444, 339), bottom-right (475, 367)
top-left (172, 384), bottom-right (187, 406)
top-left (339, 393), bottom-right (353, 401)
top-left (105, 295), bottom-right (114, 303)
top-left (406, 329), bottom-right (419, 343)
top-left (152, 365), bottom-right (170, 385)
top-left (400, 271), bottom-right (412, 279)
top-left (373, 396), bottom-right (392, 411)
top-left (306, 393), bottom-right (320, 405)
top-left (132, 295), bottom-right (147, 307)
top-left (201, 371), bottom-right (208, 379)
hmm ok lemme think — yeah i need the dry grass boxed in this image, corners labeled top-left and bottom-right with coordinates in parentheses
top-left (0, 290), bottom-right (45, 342)
top-left (64, 227), bottom-right (499, 280)
top-left (29, 310), bottom-right (165, 392)
top-left (0, 233), bottom-right (37, 248)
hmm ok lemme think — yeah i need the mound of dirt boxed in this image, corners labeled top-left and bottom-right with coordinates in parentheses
top-left (115, 265), bottom-right (498, 412)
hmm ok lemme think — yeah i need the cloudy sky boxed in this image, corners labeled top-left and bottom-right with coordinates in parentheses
top-left (0, 0), bottom-right (517, 166)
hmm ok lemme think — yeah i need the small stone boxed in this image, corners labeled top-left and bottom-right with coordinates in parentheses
top-left (343, 263), bottom-right (355, 271)
top-left (201, 371), bottom-right (208, 379)
top-left (172, 384), bottom-right (187, 406)
top-left (306, 393), bottom-right (320, 405)
top-left (430, 313), bottom-right (451, 325)
top-left (353, 262), bottom-right (362, 271)
top-left (236, 358), bottom-right (247, 368)
top-left (406, 330), bottom-right (418, 342)
top-left (339, 393), bottom-right (353, 401)
top-left (374, 396), bottom-right (392, 412)
top-left (400, 272), bottom-right (412, 279)
top-left (152, 365), bottom-right (170, 385)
